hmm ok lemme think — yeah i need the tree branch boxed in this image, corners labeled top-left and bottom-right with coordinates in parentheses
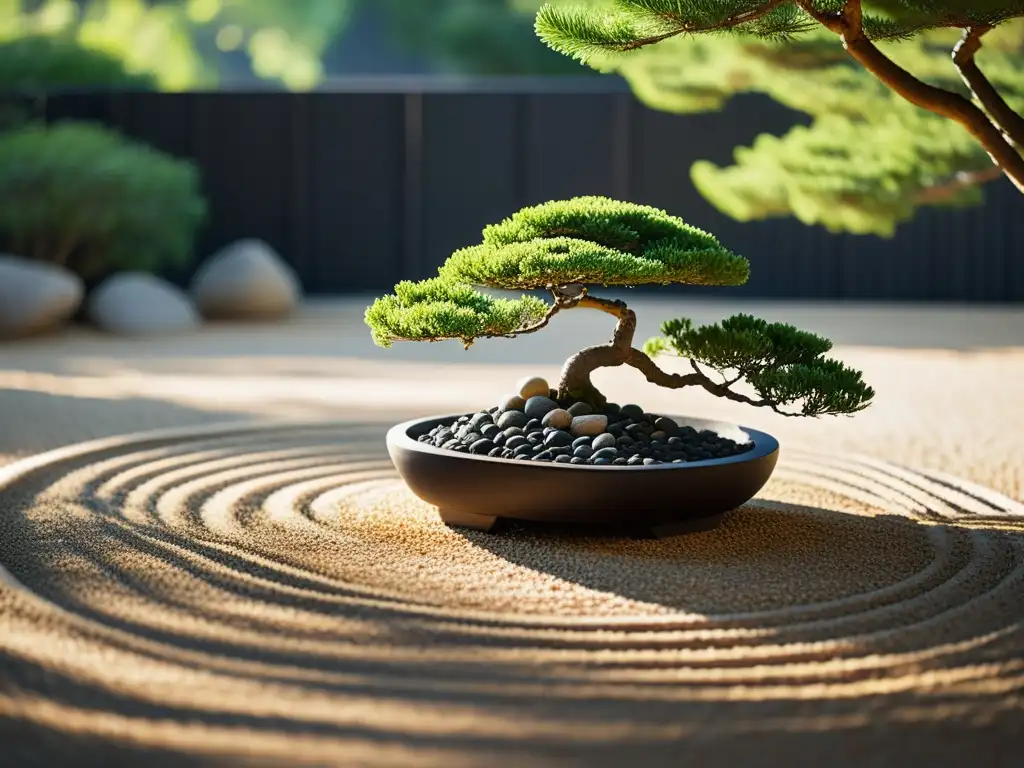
top-left (913, 166), bottom-right (1004, 205)
top-left (953, 25), bottom-right (1024, 148)
top-left (616, 0), bottom-right (790, 52)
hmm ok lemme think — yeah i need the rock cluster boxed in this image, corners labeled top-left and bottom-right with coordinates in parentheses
top-left (417, 376), bottom-right (754, 466)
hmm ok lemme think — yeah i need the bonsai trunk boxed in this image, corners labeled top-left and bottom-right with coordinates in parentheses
top-left (557, 296), bottom-right (637, 407)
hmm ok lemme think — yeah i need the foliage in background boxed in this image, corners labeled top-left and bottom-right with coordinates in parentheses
top-left (0, 0), bottom-right (354, 90)
top-left (0, 121), bottom-right (207, 280)
top-left (534, 1), bottom-right (1024, 237)
top-left (366, 0), bottom-right (593, 75)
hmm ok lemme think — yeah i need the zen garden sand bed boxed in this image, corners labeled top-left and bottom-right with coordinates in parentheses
top-left (1, 297), bottom-right (1023, 765)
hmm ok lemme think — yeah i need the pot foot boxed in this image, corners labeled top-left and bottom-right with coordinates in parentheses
top-left (438, 509), bottom-right (499, 532)
top-left (636, 513), bottom-right (725, 539)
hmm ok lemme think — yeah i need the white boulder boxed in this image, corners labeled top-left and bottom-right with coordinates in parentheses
top-left (87, 272), bottom-right (200, 335)
top-left (190, 239), bottom-right (300, 320)
top-left (0, 254), bottom-right (83, 338)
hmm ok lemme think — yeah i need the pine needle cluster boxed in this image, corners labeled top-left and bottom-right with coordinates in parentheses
top-left (644, 313), bottom-right (875, 415)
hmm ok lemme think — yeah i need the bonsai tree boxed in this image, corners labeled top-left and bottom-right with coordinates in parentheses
top-left (535, 1), bottom-right (1024, 195)
top-left (365, 196), bottom-right (873, 417)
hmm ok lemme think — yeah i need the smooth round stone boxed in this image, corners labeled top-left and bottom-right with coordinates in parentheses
top-left (654, 416), bottom-right (678, 434)
top-left (573, 445), bottom-right (594, 459)
top-left (514, 454), bottom-right (530, 461)
top-left (513, 443), bottom-right (533, 455)
top-left (591, 433), bottom-right (617, 451)
top-left (497, 410), bottom-right (529, 430)
top-left (613, 457), bottom-right (628, 465)
top-left (441, 439), bottom-right (460, 451)
top-left (532, 450), bottom-right (554, 462)
top-left (469, 439), bottom-right (495, 455)
top-left (554, 454), bottom-right (572, 464)
top-left (517, 376), bottom-right (550, 400)
top-left (460, 431), bottom-right (482, 445)
top-left (570, 456), bottom-right (585, 465)
top-left (544, 430), bottom-right (573, 448)
top-left (619, 404), bottom-right (644, 421)
top-left (503, 426), bottom-right (525, 438)
top-left (505, 435), bottom-right (528, 450)
top-left (570, 414), bottom-right (608, 437)
top-left (643, 458), bottom-right (659, 465)
top-left (571, 436), bottom-right (592, 449)
top-left (498, 394), bottom-right (526, 413)
top-left (627, 456), bottom-right (643, 466)
top-left (650, 430), bottom-right (668, 443)
top-left (487, 446), bottom-right (504, 457)
top-left (548, 446), bottom-right (572, 457)
top-left (616, 435), bottom-right (635, 447)
top-left (541, 408), bottom-right (572, 429)
top-left (492, 432), bottom-right (507, 447)
top-left (667, 436), bottom-right (683, 446)
top-left (591, 447), bottom-right (618, 462)
top-left (469, 412), bottom-right (493, 428)
top-left (480, 423), bottom-right (501, 439)
top-left (602, 403), bottom-right (621, 417)
top-left (567, 402), bottom-right (592, 417)
top-left (524, 419), bottom-right (542, 432)
top-left (524, 396), bottom-right (558, 420)
top-left (593, 458), bottom-right (612, 466)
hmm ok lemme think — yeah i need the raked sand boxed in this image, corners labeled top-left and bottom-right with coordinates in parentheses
top-left (1, 298), bottom-right (1023, 766)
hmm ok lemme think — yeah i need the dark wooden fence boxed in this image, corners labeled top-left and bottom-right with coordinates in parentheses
top-left (45, 79), bottom-right (1024, 301)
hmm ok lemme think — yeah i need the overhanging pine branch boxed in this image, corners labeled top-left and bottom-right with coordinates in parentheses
top-left (616, 0), bottom-right (791, 52)
top-left (794, 0), bottom-right (1024, 194)
top-left (953, 25), bottom-right (1024, 148)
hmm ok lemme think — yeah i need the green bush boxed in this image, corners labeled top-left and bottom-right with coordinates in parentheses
top-left (0, 121), bottom-right (207, 279)
top-left (0, 35), bottom-right (158, 92)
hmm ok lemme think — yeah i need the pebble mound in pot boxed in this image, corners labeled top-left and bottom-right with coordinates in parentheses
top-left (415, 376), bottom-right (755, 466)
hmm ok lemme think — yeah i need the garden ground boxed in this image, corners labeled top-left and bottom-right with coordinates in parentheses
top-left (1, 296), bottom-right (1022, 765)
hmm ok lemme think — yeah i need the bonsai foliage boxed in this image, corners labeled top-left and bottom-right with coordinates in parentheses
top-left (0, 121), bottom-right (207, 280)
top-left (536, 1), bottom-right (1024, 203)
top-left (366, 196), bottom-right (873, 416)
top-left (0, 34), bottom-right (159, 91)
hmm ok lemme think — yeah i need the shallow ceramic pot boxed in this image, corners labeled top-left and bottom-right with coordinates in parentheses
top-left (387, 413), bottom-right (779, 537)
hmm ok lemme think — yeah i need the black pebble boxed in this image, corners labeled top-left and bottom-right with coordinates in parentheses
top-left (619, 404), bottom-right (644, 421)
top-left (613, 458), bottom-right (627, 465)
top-left (480, 423), bottom-right (501, 439)
top-left (594, 458), bottom-right (612, 465)
top-left (533, 450), bottom-right (554, 462)
top-left (554, 455), bottom-right (572, 464)
top-left (573, 445), bottom-right (594, 459)
top-left (544, 430), bottom-right (572, 448)
top-left (572, 436), bottom-right (592, 448)
top-left (570, 457), bottom-right (585, 464)
top-left (487, 446), bottom-right (504, 457)
top-left (592, 447), bottom-right (618, 461)
top-left (461, 431), bottom-right (482, 445)
top-left (524, 419), bottom-right (541, 432)
top-left (505, 436), bottom-right (528, 450)
top-left (469, 439), bottom-right (495, 455)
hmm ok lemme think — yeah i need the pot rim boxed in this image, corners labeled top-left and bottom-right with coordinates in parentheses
top-left (387, 412), bottom-right (779, 472)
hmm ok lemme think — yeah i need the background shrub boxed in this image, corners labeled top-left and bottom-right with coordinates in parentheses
top-left (0, 121), bottom-right (207, 280)
top-left (0, 35), bottom-right (158, 92)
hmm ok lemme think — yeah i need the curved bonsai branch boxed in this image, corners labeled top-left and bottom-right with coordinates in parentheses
top-left (953, 25), bottom-right (1024, 148)
top-left (913, 166), bottom-right (1004, 205)
top-left (794, 0), bottom-right (1024, 193)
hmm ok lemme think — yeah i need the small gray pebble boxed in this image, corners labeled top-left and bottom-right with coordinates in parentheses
top-left (613, 457), bottom-right (627, 465)
top-left (441, 439), bottom-right (460, 450)
top-left (497, 411), bottom-right (528, 430)
top-left (524, 396), bottom-right (559, 420)
top-left (591, 433), bottom-right (617, 451)
top-left (480, 423), bottom-right (501, 439)
top-left (570, 457), bottom-right (585, 464)
top-left (643, 458), bottom-right (659, 465)
top-left (554, 455), bottom-right (572, 464)
top-left (627, 456), bottom-right (643, 465)
top-left (461, 432), bottom-right (482, 445)
top-left (502, 426), bottom-right (525, 438)
top-left (573, 445), bottom-right (594, 459)
top-left (567, 402), bottom-right (593, 417)
top-left (470, 412), bottom-right (493, 428)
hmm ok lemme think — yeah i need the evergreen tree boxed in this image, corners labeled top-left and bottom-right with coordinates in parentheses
top-left (535, 1), bottom-right (1024, 218)
top-left (366, 197), bottom-right (873, 416)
